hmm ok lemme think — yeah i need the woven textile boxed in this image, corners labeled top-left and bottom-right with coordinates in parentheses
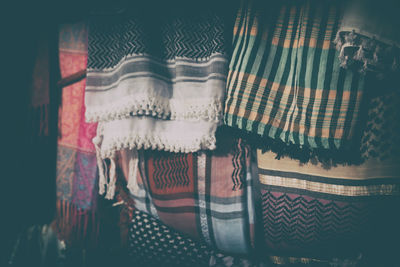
top-left (128, 209), bottom-right (212, 267)
top-left (119, 129), bottom-right (255, 255)
top-left (258, 151), bottom-right (400, 260)
top-left (224, 0), bottom-right (365, 154)
top-left (257, 88), bottom-right (400, 261)
top-left (55, 21), bottom-right (99, 243)
top-left (86, 4), bottom-right (228, 158)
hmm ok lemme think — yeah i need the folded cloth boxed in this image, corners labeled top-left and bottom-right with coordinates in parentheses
top-left (55, 21), bottom-right (99, 244)
top-left (118, 128), bottom-right (256, 255)
top-left (334, 0), bottom-right (400, 78)
top-left (85, 4), bottom-right (229, 199)
top-left (224, 0), bottom-right (366, 161)
top-left (257, 88), bottom-right (400, 262)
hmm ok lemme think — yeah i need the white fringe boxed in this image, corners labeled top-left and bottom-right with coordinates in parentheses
top-left (127, 150), bottom-right (140, 195)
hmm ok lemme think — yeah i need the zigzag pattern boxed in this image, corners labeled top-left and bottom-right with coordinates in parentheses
top-left (162, 14), bottom-right (225, 60)
top-left (261, 191), bottom-right (371, 249)
top-left (152, 153), bottom-right (190, 189)
top-left (88, 13), bottom-right (226, 70)
top-left (231, 138), bottom-right (247, 190)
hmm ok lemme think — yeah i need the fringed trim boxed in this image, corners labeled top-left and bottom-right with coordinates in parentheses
top-left (94, 133), bottom-right (118, 200)
top-left (86, 96), bottom-right (224, 123)
top-left (85, 95), bottom-right (170, 123)
top-left (220, 126), bottom-right (363, 166)
top-left (334, 30), bottom-right (400, 78)
top-left (100, 134), bottom-right (217, 158)
top-left (170, 99), bottom-right (223, 122)
top-left (54, 199), bottom-right (100, 246)
top-left (126, 150), bottom-right (140, 195)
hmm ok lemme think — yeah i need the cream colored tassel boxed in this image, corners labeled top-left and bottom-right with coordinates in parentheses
top-left (93, 135), bottom-right (107, 195)
top-left (105, 156), bottom-right (117, 200)
top-left (127, 150), bottom-right (140, 195)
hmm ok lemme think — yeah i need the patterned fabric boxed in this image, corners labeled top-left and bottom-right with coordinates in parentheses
top-left (55, 21), bottom-right (99, 244)
top-left (258, 149), bottom-right (400, 260)
top-left (334, 0), bottom-right (400, 77)
top-left (224, 0), bottom-right (365, 156)
top-left (360, 90), bottom-right (400, 161)
top-left (119, 129), bottom-right (255, 254)
top-left (85, 4), bottom-right (230, 199)
top-left (128, 209), bottom-right (212, 267)
top-left (85, 5), bottom-right (228, 152)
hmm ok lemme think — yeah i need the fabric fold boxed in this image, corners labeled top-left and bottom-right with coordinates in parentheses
top-left (224, 0), bottom-right (366, 161)
top-left (85, 6), bottom-right (229, 198)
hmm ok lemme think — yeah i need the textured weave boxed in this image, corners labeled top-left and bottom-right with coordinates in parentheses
top-left (86, 5), bottom-right (230, 199)
top-left (257, 87), bottom-right (400, 261)
top-left (85, 5), bottom-right (228, 158)
top-left (224, 0), bottom-right (365, 153)
top-left (55, 21), bottom-right (99, 244)
top-left (119, 129), bottom-right (255, 255)
top-left (128, 209), bottom-right (212, 267)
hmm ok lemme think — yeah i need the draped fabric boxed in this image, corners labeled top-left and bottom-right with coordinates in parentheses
top-left (118, 129), bottom-right (255, 255)
top-left (224, 0), bottom-right (366, 158)
top-left (85, 4), bottom-right (230, 199)
top-left (257, 87), bottom-right (400, 262)
top-left (55, 22), bottom-right (99, 243)
top-left (334, 0), bottom-right (400, 77)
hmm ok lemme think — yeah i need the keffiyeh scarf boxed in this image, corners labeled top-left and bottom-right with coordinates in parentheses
top-left (256, 87), bottom-right (400, 263)
top-left (85, 4), bottom-right (229, 199)
top-left (224, 0), bottom-right (366, 161)
top-left (117, 129), bottom-right (255, 255)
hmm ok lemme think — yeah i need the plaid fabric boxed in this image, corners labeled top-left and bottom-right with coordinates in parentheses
top-left (224, 0), bottom-right (365, 152)
top-left (118, 129), bottom-right (255, 255)
top-left (55, 21), bottom-right (99, 244)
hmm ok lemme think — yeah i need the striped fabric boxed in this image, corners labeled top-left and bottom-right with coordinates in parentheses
top-left (258, 150), bottom-right (400, 261)
top-left (117, 130), bottom-right (255, 255)
top-left (224, 0), bottom-right (365, 151)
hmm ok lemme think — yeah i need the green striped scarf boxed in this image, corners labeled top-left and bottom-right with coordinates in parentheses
top-left (224, 0), bottom-right (366, 159)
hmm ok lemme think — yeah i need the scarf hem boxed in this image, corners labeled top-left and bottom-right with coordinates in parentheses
top-left (100, 133), bottom-right (217, 158)
top-left (86, 96), bottom-right (223, 123)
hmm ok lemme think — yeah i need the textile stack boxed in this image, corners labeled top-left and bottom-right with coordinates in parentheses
top-left (8, 0), bottom-right (400, 266)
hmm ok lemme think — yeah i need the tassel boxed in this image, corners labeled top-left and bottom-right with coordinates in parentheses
top-left (105, 156), bottom-right (117, 199)
top-left (93, 135), bottom-right (107, 195)
top-left (127, 150), bottom-right (140, 195)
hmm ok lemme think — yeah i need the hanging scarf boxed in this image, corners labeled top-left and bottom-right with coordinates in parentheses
top-left (117, 128), bottom-right (255, 255)
top-left (55, 21), bottom-right (99, 244)
top-left (224, 0), bottom-right (366, 162)
top-left (256, 88), bottom-right (400, 262)
top-left (334, 0), bottom-right (400, 78)
top-left (85, 4), bottom-right (229, 199)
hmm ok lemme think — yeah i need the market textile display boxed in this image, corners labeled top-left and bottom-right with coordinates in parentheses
top-left (334, 0), bottom-right (400, 77)
top-left (55, 21), bottom-right (99, 243)
top-left (118, 129), bottom-right (255, 255)
top-left (85, 3), bottom-right (229, 199)
top-left (23, 0), bottom-right (400, 265)
top-left (257, 87), bottom-right (400, 262)
top-left (224, 0), bottom-right (365, 160)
